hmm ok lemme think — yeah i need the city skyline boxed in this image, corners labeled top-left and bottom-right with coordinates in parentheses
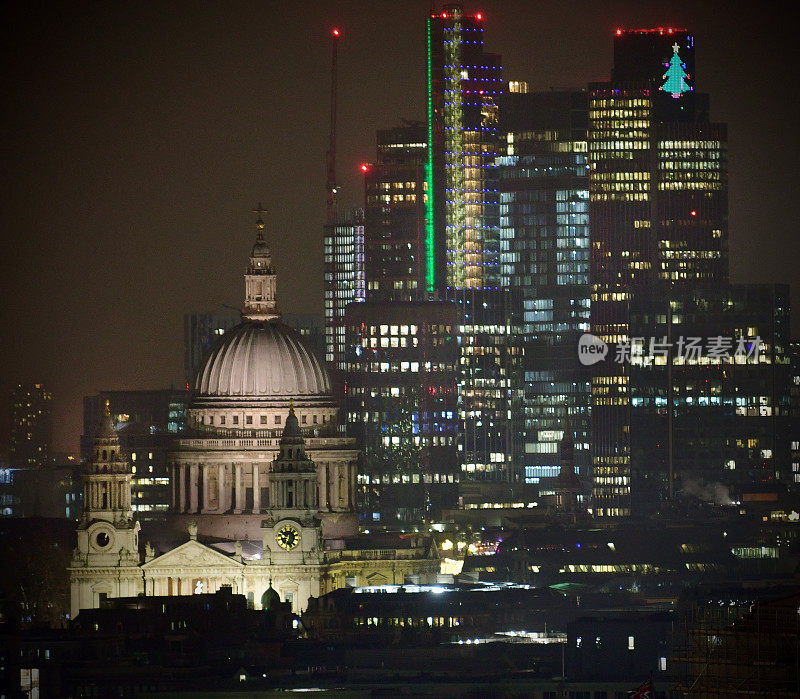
top-left (2, 0), bottom-right (798, 455)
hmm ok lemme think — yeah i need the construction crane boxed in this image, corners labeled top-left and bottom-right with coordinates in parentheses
top-left (325, 27), bottom-right (340, 226)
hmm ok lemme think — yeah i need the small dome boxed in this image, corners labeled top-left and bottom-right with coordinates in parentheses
top-left (195, 321), bottom-right (331, 398)
top-left (261, 584), bottom-right (281, 610)
top-left (281, 408), bottom-right (303, 439)
top-left (251, 221), bottom-right (270, 257)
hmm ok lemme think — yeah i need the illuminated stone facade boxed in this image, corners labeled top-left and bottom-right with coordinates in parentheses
top-left (69, 215), bottom-right (437, 616)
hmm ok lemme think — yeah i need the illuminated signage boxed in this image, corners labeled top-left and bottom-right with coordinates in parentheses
top-left (661, 43), bottom-right (692, 98)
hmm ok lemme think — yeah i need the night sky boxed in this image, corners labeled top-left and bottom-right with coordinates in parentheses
top-left (2, 1), bottom-right (798, 457)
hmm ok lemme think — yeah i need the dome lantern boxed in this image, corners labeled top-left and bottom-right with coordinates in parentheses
top-left (242, 204), bottom-right (280, 321)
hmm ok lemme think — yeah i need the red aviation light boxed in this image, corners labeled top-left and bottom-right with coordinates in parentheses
top-left (616, 28), bottom-right (622, 35)
top-left (332, 28), bottom-right (340, 37)
top-left (441, 12), bottom-right (448, 18)
top-left (475, 13), bottom-right (483, 20)
top-left (360, 163), bottom-right (369, 172)
top-left (690, 210), bottom-right (697, 217)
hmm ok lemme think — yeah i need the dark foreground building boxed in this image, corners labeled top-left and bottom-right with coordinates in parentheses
top-left (0, 587), bottom-right (294, 696)
top-left (672, 589), bottom-right (800, 697)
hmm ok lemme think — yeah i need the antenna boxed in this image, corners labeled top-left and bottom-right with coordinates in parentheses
top-left (325, 27), bottom-right (340, 226)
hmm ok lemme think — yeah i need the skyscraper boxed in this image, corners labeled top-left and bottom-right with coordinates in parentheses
top-left (589, 28), bottom-right (728, 517)
top-left (364, 123), bottom-right (427, 302)
top-left (343, 124), bottom-right (459, 525)
top-left (627, 284), bottom-right (792, 511)
top-left (426, 5), bottom-right (520, 483)
top-left (497, 89), bottom-right (592, 486)
top-left (323, 209), bottom-right (365, 377)
top-left (427, 4), bottom-right (502, 291)
top-left (344, 300), bottom-right (459, 526)
top-left (10, 383), bottom-right (53, 469)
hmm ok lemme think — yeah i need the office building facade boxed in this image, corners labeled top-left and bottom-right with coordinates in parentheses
top-left (344, 301), bottom-right (459, 526)
top-left (323, 209), bottom-right (365, 376)
top-left (497, 90), bottom-right (592, 486)
top-left (628, 284), bottom-right (792, 511)
top-left (589, 28), bottom-right (728, 517)
top-left (10, 383), bottom-right (53, 469)
top-left (364, 123), bottom-right (428, 302)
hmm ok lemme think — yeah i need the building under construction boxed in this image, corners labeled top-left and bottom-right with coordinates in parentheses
top-left (672, 591), bottom-right (800, 697)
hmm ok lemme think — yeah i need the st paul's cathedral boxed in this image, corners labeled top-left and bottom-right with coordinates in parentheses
top-left (68, 214), bottom-right (439, 616)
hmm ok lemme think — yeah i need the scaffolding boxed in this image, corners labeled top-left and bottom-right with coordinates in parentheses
top-left (671, 593), bottom-right (800, 697)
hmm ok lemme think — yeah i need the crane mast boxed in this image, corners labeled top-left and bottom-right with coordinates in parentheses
top-left (325, 28), bottom-right (340, 226)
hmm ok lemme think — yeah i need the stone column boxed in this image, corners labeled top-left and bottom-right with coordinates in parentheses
top-left (216, 463), bottom-right (224, 512)
top-left (189, 463), bottom-right (199, 513)
top-left (201, 464), bottom-right (210, 513)
top-left (234, 463), bottom-right (243, 513)
top-left (252, 463), bottom-right (260, 513)
top-left (331, 465), bottom-right (339, 511)
top-left (179, 464), bottom-right (187, 513)
top-left (350, 461), bottom-right (357, 510)
top-left (318, 463), bottom-right (328, 511)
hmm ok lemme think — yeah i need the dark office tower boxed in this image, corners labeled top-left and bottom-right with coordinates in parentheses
top-left (589, 28), bottom-right (728, 518)
top-left (10, 383), bottom-right (53, 468)
top-left (184, 311), bottom-right (241, 388)
top-left (323, 209), bottom-right (365, 376)
top-left (364, 123), bottom-right (427, 302)
top-left (344, 301), bottom-right (459, 527)
top-left (427, 4), bottom-right (502, 291)
top-left (497, 90), bottom-right (591, 486)
top-left (448, 287), bottom-right (523, 481)
top-left (628, 285), bottom-right (792, 509)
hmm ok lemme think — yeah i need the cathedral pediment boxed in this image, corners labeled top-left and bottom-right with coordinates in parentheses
top-left (141, 540), bottom-right (244, 571)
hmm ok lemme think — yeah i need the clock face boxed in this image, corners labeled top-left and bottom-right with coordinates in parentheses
top-left (276, 525), bottom-right (300, 551)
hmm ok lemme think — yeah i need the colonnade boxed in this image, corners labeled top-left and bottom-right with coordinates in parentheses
top-left (169, 458), bottom-right (358, 515)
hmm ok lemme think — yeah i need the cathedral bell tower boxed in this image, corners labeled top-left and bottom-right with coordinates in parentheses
top-left (69, 401), bottom-right (141, 616)
top-left (242, 205), bottom-right (280, 321)
top-left (262, 404), bottom-right (322, 564)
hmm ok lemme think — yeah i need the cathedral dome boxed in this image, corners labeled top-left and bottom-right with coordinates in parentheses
top-left (195, 320), bottom-right (331, 398)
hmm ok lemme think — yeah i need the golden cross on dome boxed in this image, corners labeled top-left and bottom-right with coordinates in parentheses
top-left (252, 202), bottom-right (268, 220)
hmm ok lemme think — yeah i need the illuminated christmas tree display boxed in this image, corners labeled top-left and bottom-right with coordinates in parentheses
top-left (661, 42), bottom-right (692, 98)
